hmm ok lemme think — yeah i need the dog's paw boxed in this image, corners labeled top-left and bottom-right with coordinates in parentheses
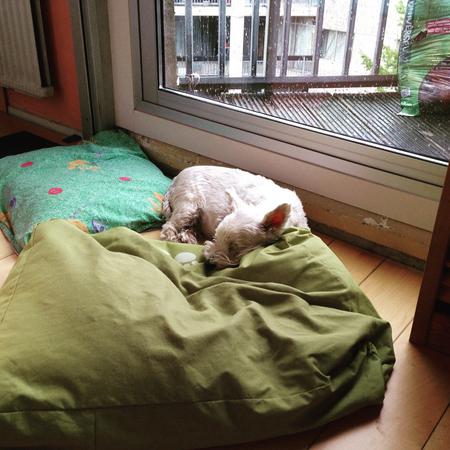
top-left (160, 223), bottom-right (179, 242)
top-left (178, 229), bottom-right (198, 244)
top-left (203, 240), bottom-right (215, 260)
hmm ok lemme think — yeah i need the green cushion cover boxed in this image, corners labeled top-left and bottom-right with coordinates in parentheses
top-left (0, 220), bottom-right (395, 449)
top-left (0, 131), bottom-right (171, 252)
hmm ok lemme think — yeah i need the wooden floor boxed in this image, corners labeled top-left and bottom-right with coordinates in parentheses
top-left (1, 228), bottom-right (449, 449)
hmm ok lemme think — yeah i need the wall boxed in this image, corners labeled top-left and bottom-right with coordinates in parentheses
top-left (5, 0), bottom-right (82, 132)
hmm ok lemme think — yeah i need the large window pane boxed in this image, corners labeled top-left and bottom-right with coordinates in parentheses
top-left (161, 0), bottom-right (449, 162)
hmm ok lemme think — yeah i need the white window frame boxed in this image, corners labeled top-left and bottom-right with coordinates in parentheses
top-left (108, 0), bottom-right (446, 231)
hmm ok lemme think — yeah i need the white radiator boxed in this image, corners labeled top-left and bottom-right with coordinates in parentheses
top-left (0, 0), bottom-right (53, 97)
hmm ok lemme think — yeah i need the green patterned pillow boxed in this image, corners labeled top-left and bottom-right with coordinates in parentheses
top-left (0, 130), bottom-right (172, 252)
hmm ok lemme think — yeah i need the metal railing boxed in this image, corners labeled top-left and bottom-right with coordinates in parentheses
top-left (176, 0), bottom-right (397, 91)
top-left (175, 0), bottom-right (318, 5)
top-left (174, 0), bottom-right (231, 5)
top-left (244, 0), bottom-right (318, 5)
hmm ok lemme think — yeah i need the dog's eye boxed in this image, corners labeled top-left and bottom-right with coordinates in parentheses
top-left (228, 242), bottom-right (239, 254)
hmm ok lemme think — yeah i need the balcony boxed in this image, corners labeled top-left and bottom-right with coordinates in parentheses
top-left (166, 0), bottom-right (449, 161)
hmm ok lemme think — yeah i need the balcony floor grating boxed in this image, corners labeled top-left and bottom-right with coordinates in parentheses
top-left (203, 91), bottom-right (450, 161)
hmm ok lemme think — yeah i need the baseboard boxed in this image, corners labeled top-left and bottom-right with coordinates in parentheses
top-left (309, 220), bottom-right (425, 270)
top-left (130, 130), bottom-right (431, 265)
top-left (7, 106), bottom-right (80, 137)
top-left (0, 88), bottom-right (6, 112)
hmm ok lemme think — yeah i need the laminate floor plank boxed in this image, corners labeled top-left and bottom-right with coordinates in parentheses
top-left (424, 404), bottom-right (450, 450)
top-left (329, 239), bottom-right (384, 284)
top-left (310, 324), bottom-right (450, 450)
top-left (312, 231), bottom-right (334, 246)
top-left (359, 260), bottom-right (422, 339)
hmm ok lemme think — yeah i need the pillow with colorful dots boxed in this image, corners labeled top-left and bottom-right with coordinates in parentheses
top-left (0, 130), bottom-right (172, 252)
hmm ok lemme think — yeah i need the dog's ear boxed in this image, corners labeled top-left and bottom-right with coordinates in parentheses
top-left (261, 203), bottom-right (291, 232)
top-left (226, 188), bottom-right (245, 211)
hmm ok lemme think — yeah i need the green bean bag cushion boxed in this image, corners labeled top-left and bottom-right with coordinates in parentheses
top-left (0, 131), bottom-right (171, 252)
top-left (0, 220), bottom-right (395, 449)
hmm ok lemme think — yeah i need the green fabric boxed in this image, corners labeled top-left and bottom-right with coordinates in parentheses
top-left (0, 220), bottom-right (395, 450)
top-left (0, 130), bottom-right (171, 252)
top-left (398, 0), bottom-right (450, 116)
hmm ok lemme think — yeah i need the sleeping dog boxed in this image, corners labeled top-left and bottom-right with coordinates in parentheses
top-left (161, 166), bottom-right (308, 268)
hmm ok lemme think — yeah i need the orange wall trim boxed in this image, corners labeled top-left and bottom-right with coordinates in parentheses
top-left (6, 0), bottom-right (82, 131)
top-left (0, 88), bottom-right (6, 112)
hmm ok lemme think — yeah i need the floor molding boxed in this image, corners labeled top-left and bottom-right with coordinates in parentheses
top-left (7, 106), bottom-right (80, 137)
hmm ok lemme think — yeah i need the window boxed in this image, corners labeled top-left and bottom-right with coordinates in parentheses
top-left (320, 30), bottom-right (346, 64)
top-left (175, 16), bottom-right (231, 76)
top-left (128, 0), bottom-right (447, 216)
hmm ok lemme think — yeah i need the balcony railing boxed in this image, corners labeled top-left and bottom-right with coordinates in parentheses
top-left (176, 0), bottom-right (397, 92)
top-left (174, 0), bottom-right (318, 5)
top-left (174, 0), bottom-right (232, 5)
top-left (244, 0), bottom-right (319, 6)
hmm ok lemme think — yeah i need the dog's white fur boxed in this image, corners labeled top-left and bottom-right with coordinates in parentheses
top-left (161, 166), bottom-right (308, 268)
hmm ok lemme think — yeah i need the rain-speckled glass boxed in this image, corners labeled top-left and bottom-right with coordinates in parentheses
top-left (160, 0), bottom-right (450, 162)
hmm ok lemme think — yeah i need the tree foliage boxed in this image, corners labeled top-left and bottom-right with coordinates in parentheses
top-left (360, 0), bottom-right (406, 76)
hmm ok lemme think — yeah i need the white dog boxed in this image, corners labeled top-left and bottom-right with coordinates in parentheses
top-left (161, 166), bottom-right (308, 268)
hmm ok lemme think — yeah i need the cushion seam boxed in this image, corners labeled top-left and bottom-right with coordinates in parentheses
top-left (0, 382), bottom-right (332, 415)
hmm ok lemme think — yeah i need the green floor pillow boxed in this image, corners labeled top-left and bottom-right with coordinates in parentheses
top-left (0, 220), bottom-right (395, 449)
top-left (0, 130), bottom-right (171, 252)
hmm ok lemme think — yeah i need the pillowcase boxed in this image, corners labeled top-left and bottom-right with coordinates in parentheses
top-left (0, 130), bottom-right (172, 252)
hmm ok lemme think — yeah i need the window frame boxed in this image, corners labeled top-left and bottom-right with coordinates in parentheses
top-left (117, 0), bottom-right (446, 231)
top-left (131, 0), bottom-right (446, 195)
